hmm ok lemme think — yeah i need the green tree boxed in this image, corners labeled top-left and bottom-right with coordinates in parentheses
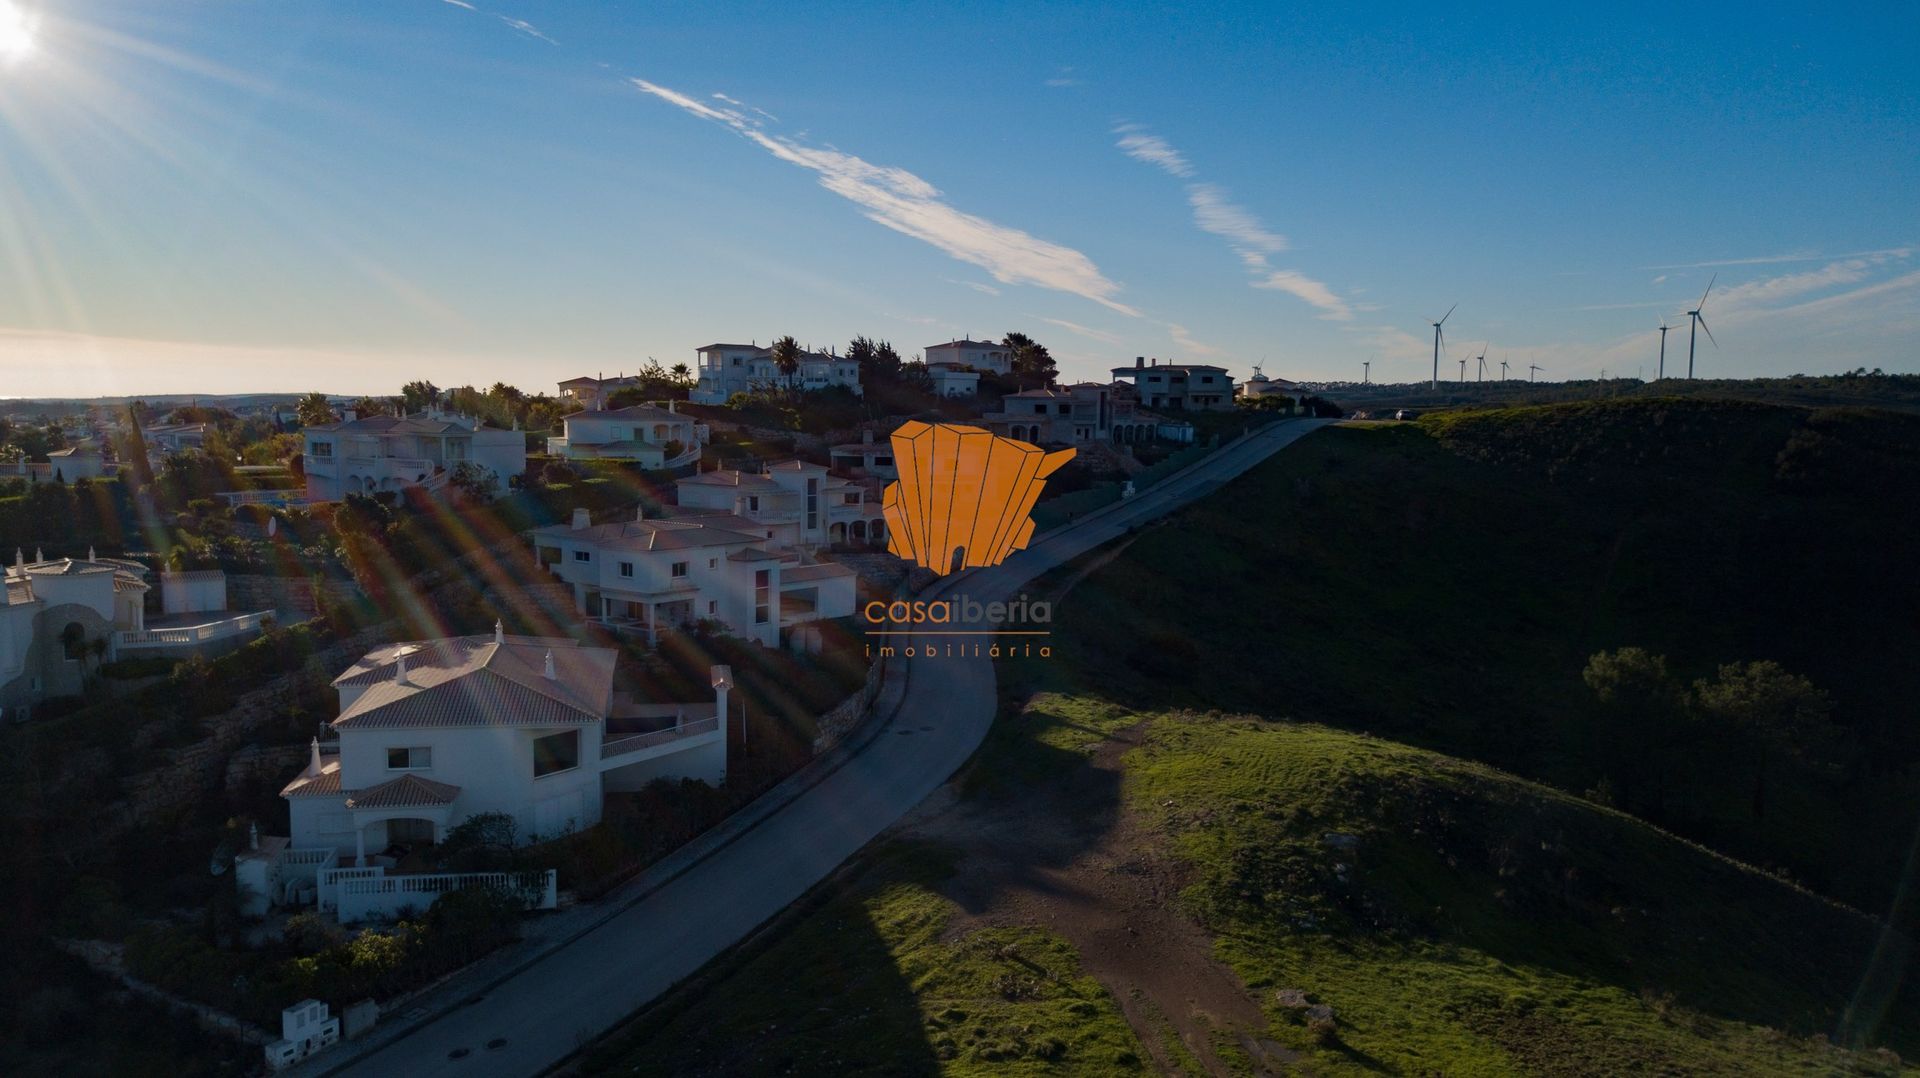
top-left (772, 335), bottom-right (803, 396)
top-left (1002, 331), bottom-right (1057, 390)
top-left (1583, 648), bottom-right (1691, 814)
top-left (1692, 661), bottom-right (1833, 822)
top-left (400, 381), bottom-right (441, 414)
top-left (295, 392), bottom-right (335, 427)
top-left (121, 404), bottom-right (156, 490)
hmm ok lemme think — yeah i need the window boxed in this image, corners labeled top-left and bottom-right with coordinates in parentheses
top-left (573, 550), bottom-right (591, 562)
top-left (754, 568), bottom-right (771, 625)
top-left (708, 558), bottom-right (718, 569)
top-left (619, 561), bottom-right (633, 578)
top-left (533, 730), bottom-right (580, 777)
top-left (671, 561), bottom-right (689, 578)
top-left (806, 478), bottom-right (818, 530)
top-left (844, 493), bottom-right (860, 505)
top-left (708, 600), bottom-right (717, 615)
top-left (876, 455), bottom-right (893, 467)
top-left (311, 441), bottom-right (334, 458)
top-left (747, 496), bottom-right (760, 512)
top-left (730, 356), bottom-right (742, 367)
top-left (387, 746), bottom-right (432, 770)
top-left (1057, 404), bottom-right (1070, 415)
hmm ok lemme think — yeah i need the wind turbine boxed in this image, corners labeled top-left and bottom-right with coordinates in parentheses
top-left (1656, 317), bottom-right (1673, 380)
top-left (1457, 357), bottom-right (1467, 382)
top-left (1430, 304), bottom-right (1456, 389)
top-left (1500, 358), bottom-right (1511, 381)
top-left (1476, 342), bottom-right (1489, 382)
top-left (1362, 359), bottom-right (1371, 384)
top-left (1686, 274), bottom-right (1717, 379)
top-left (1529, 364), bottom-right (1545, 383)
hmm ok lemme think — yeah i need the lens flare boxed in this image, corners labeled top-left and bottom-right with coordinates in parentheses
top-left (0, 2), bottom-right (37, 65)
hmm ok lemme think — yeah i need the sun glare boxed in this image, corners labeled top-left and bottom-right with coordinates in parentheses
top-left (0, 2), bottom-right (38, 66)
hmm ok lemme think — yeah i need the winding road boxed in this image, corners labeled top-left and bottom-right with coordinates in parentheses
top-left (320, 417), bottom-right (1331, 1078)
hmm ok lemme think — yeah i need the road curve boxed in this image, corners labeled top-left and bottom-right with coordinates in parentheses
top-left (323, 418), bottom-right (1332, 1078)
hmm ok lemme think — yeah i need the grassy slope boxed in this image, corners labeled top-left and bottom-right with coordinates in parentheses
top-left (1120, 705), bottom-right (1913, 1074)
top-left (581, 841), bottom-right (1147, 1076)
top-left (1046, 398), bottom-right (1920, 917)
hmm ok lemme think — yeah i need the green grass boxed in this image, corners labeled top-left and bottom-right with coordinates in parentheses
top-left (583, 842), bottom-right (1146, 1076)
top-left (1120, 709), bottom-right (1915, 1074)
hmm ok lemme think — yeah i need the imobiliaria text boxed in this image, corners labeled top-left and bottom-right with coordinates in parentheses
top-left (862, 593), bottom-right (1054, 660)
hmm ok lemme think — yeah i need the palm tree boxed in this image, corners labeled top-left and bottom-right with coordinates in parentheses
top-left (669, 362), bottom-right (692, 386)
top-left (1000, 332), bottom-right (1056, 390)
top-left (772, 336), bottom-right (803, 396)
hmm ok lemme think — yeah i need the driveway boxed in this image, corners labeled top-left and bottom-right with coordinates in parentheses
top-left (321, 418), bottom-right (1331, 1078)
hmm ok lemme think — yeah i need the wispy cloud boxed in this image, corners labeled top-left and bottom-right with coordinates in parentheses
top-left (633, 78), bottom-right (1139, 316)
top-left (1113, 124), bottom-right (1194, 178)
top-left (1643, 247), bottom-right (1914, 270)
top-left (1165, 322), bottom-right (1222, 357)
top-left (439, 0), bottom-right (476, 9)
top-left (1045, 66), bottom-right (1083, 88)
top-left (1115, 122), bottom-right (1350, 320)
top-left (1252, 271), bottom-right (1352, 320)
top-left (1714, 255), bottom-right (1892, 311)
top-left (942, 278), bottom-right (1000, 296)
top-left (1039, 317), bottom-right (1123, 345)
top-left (498, 16), bottom-right (556, 45)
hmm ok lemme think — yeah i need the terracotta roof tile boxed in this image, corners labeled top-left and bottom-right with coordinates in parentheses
top-left (347, 773), bottom-right (461, 809)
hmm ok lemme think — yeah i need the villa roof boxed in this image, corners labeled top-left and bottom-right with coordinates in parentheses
top-left (347, 773), bottom-right (461, 810)
top-left (30, 558), bottom-right (117, 577)
top-left (160, 569), bottom-right (226, 581)
top-left (1113, 363), bottom-right (1229, 373)
top-left (330, 635), bottom-right (614, 730)
top-left (677, 470), bottom-right (783, 489)
top-left (534, 517), bottom-right (766, 551)
top-left (926, 339), bottom-right (1004, 350)
top-left (727, 546), bottom-right (782, 562)
top-left (282, 762), bottom-right (343, 798)
top-left (764, 460), bottom-right (828, 473)
top-left (307, 414), bottom-right (499, 436)
top-left (830, 442), bottom-right (889, 454)
top-left (566, 404), bottom-right (685, 422)
top-left (695, 342), bottom-right (765, 352)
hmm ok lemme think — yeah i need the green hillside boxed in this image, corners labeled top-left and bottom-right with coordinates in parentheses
top-left (1125, 707), bottom-right (1914, 1073)
top-left (1049, 399), bottom-right (1920, 925)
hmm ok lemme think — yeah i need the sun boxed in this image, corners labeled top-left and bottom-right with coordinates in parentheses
top-left (0, 1), bottom-right (38, 66)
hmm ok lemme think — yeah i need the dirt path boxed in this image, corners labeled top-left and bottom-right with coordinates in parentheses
top-left (900, 721), bottom-right (1299, 1075)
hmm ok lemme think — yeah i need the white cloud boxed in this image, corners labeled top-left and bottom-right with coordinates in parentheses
top-left (498, 17), bottom-right (556, 44)
top-left (942, 278), bottom-right (1000, 296)
top-left (1113, 124), bottom-right (1194, 178)
top-left (1714, 256), bottom-right (1884, 311)
top-left (1643, 246), bottom-right (1914, 270)
top-left (440, 0), bottom-right (476, 9)
top-left (1039, 317), bottom-right (1123, 345)
top-left (632, 78), bottom-right (1140, 316)
top-left (1253, 270), bottom-right (1352, 321)
top-left (1165, 322), bottom-right (1222, 357)
top-left (1046, 67), bottom-right (1083, 88)
top-left (1185, 183), bottom-right (1288, 269)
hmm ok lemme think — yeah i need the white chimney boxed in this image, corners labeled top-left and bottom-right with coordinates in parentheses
top-left (543, 649), bottom-right (557, 680)
top-left (571, 507), bottom-right (590, 531)
top-left (88, 546), bottom-right (95, 562)
top-left (249, 822), bottom-right (260, 851)
top-left (493, 618), bottom-right (505, 645)
top-left (308, 736), bottom-right (322, 776)
top-left (712, 665), bottom-right (733, 742)
top-left (395, 652), bottom-right (411, 686)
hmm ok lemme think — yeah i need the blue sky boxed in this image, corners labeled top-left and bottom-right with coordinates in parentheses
top-left (0, 0), bottom-right (1914, 398)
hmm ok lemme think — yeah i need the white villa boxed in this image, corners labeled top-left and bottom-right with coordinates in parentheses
top-left (689, 343), bottom-right (864, 404)
top-left (981, 381), bottom-right (1165, 445)
top-left (828, 430), bottom-right (898, 479)
top-left (2, 553), bottom-right (266, 721)
top-left (676, 460), bottom-right (886, 549)
top-left (301, 409), bottom-right (526, 502)
top-left (546, 402), bottom-right (706, 469)
top-left (924, 338), bottom-right (1012, 374)
top-left (556, 374), bottom-right (643, 410)
top-left (281, 630), bottom-right (731, 864)
top-left (0, 442), bottom-right (111, 484)
top-left (1110, 357), bottom-right (1238, 411)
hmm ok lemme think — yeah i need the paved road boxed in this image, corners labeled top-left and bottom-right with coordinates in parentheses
top-left (324, 418), bottom-right (1331, 1078)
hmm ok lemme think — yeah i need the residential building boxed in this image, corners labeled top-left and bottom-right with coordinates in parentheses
top-left (0, 441), bottom-right (110, 483)
top-left (927, 364), bottom-right (981, 398)
top-left (1110, 356), bottom-right (1238, 411)
top-left (557, 374), bottom-right (642, 410)
top-left (139, 422), bottom-right (209, 461)
top-left (1, 553), bottom-right (264, 720)
top-left (1240, 365), bottom-right (1300, 400)
top-left (828, 429), bottom-right (898, 479)
top-left (263, 999), bottom-right (340, 1072)
top-left (924, 338), bottom-right (1012, 375)
top-left (281, 629), bottom-right (732, 863)
top-left (689, 343), bottom-right (864, 404)
top-left (530, 502), bottom-right (859, 648)
top-left (301, 408), bottom-right (525, 502)
top-left (546, 402), bottom-right (706, 468)
top-left (677, 460), bottom-right (885, 549)
top-left (982, 381), bottom-right (1156, 445)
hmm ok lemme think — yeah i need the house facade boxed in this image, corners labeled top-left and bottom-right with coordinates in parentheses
top-left (546, 403), bottom-right (706, 469)
top-left (676, 460), bottom-right (884, 549)
top-left (927, 365), bottom-right (982, 398)
top-left (1110, 357), bottom-right (1238, 411)
top-left (924, 338), bottom-right (1011, 375)
top-left (982, 382), bottom-right (1156, 445)
top-left (301, 409), bottom-right (525, 502)
top-left (689, 343), bottom-right (864, 404)
top-left (557, 374), bottom-right (642, 410)
top-left (530, 502), bottom-right (859, 648)
top-left (281, 630), bottom-right (731, 862)
top-left (828, 430), bottom-right (898, 479)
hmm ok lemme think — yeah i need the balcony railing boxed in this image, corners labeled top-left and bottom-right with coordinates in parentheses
top-left (601, 715), bottom-right (720, 759)
top-left (116, 611), bottom-right (271, 648)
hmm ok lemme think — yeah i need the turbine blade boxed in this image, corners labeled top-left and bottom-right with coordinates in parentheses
top-left (1698, 272), bottom-right (1716, 309)
top-left (1699, 315), bottom-right (1717, 347)
top-left (1440, 303), bottom-right (1457, 326)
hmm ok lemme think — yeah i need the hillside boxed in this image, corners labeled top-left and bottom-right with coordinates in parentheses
top-left (1047, 398), bottom-right (1920, 928)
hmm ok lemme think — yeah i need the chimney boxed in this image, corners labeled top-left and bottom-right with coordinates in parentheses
top-left (249, 822), bottom-right (260, 851)
top-left (88, 546), bottom-right (95, 562)
top-left (712, 664), bottom-right (733, 737)
top-left (571, 507), bottom-right (590, 531)
top-left (308, 736), bottom-right (322, 776)
top-left (543, 649), bottom-right (557, 680)
top-left (1136, 356), bottom-right (1145, 369)
top-left (668, 400), bottom-right (678, 414)
top-left (344, 409), bottom-right (357, 422)
top-left (395, 652), bottom-right (412, 687)
top-left (493, 618), bottom-right (505, 646)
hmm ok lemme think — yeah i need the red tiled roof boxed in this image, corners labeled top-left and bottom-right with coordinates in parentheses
top-left (330, 635), bottom-right (614, 730)
top-left (347, 773), bottom-right (461, 809)
top-left (282, 763), bottom-right (343, 798)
